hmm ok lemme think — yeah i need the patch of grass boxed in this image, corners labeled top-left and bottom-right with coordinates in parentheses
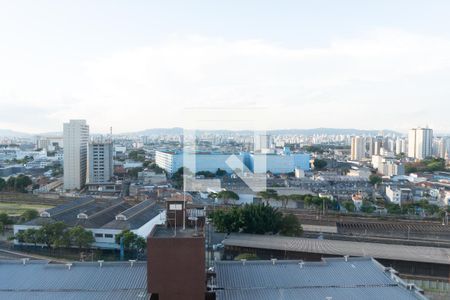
top-left (0, 202), bottom-right (53, 216)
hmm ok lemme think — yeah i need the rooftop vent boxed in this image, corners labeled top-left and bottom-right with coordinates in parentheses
top-left (22, 258), bottom-right (29, 265)
top-left (66, 263), bottom-right (73, 270)
top-left (271, 258), bottom-right (277, 265)
top-left (129, 259), bottom-right (136, 267)
top-left (98, 260), bottom-right (104, 268)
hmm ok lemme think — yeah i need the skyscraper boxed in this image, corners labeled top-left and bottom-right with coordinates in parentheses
top-left (408, 127), bottom-right (433, 160)
top-left (87, 141), bottom-right (114, 184)
top-left (351, 136), bottom-right (365, 161)
top-left (63, 120), bottom-right (89, 190)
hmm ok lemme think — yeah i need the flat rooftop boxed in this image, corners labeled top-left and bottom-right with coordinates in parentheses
top-left (214, 257), bottom-right (426, 300)
top-left (223, 233), bottom-right (450, 265)
top-left (0, 260), bottom-right (148, 300)
top-left (151, 225), bottom-right (203, 238)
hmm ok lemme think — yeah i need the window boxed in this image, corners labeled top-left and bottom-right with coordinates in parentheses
top-left (104, 234), bottom-right (113, 238)
top-left (94, 233), bottom-right (103, 238)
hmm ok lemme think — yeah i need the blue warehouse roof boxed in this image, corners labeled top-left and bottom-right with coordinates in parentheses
top-left (0, 260), bottom-right (148, 300)
top-left (214, 257), bottom-right (426, 300)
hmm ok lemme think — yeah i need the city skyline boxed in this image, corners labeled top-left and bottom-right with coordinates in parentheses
top-left (0, 1), bottom-right (450, 133)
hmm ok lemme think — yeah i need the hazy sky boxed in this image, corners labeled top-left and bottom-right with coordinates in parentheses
top-left (1, 1), bottom-right (450, 134)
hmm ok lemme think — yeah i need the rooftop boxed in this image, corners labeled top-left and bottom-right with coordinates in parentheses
top-left (26, 198), bottom-right (163, 231)
top-left (223, 233), bottom-right (450, 265)
top-left (151, 225), bottom-right (203, 238)
top-left (214, 257), bottom-right (426, 300)
top-left (0, 260), bottom-right (148, 300)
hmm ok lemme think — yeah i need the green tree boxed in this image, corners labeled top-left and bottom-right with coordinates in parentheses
top-left (369, 174), bottom-right (382, 186)
top-left (69, 226), bottom-right (95, 249)
top-left (215, 168), bottom-right (227, 177)
top-left (0, 178), bottom-right (5, 191)
top-left (313, 159), bottom-right (327, 170)
top-left (360, 201), bottom-right (375, 214)
top-left (216, 190), bottom-right (240, 205)
top-left (210, 204), bottom-right (303, 237)
top-left (240, 203), bottom-right (283, 234)
top-left (257, 189), bottom-right (278, 205)
top-left (342, 201), bottom-right (356, 212)
top-left (115, 230), bottom-right (147, 251)
top-left (280, 213), bottom-right (303, 237)
top-left (19, 209), bottom-right (39, 223)
top-left (40, 222), bottom-right (69, 248)
top-left (195, 171), bottom-right (215, 178)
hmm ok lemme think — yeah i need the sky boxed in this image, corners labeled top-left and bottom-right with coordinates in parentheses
top-left (0, 0), bottom-right (450, 134)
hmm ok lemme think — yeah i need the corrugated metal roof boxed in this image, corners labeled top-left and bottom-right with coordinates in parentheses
top-left (216, 286), bottom-right (423, 300)
top-left (223, 233), bottom-right (450, 265)
top-left (0, 260), bottom-right (149, 300)
top-left (214, 257), bottom-right (426, 300)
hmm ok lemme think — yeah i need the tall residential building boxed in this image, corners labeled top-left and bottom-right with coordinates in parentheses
top-left (63, 120), bottom-right (89, 190)
top-left (254, 134), bottom-right (272, 152)
top-left (350, 136), bottom-right (365, 161)
top-left (408, 127), bottom-right (433, 160)
top-left (395, 138), bottom-right (407, 155)
top-left (87, 141), bottom-right (113, 184)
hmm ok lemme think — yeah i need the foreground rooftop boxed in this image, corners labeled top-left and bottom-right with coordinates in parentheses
top-left (214, 257), bottom-right (426, 300)
top-left (0, 260), bottom-right (148, 300)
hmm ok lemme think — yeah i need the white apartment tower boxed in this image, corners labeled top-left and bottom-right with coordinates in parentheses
top-left (351, 136), bottom-right (365, 161)
top-left (254, 134), bottom-right (273, 152)
top-left (408, 127), bottom-right (433, 160)
top-left (63, 120), bottom-right (89, 190)
top-left (87, 141), bottom-right (114, 184)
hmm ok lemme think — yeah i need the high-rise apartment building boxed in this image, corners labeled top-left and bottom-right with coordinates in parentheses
top-left (87, 141), bottom-right (113, 184)
top-left (408, 127), bottom-right (433, 160)
top-left (351, 136), bottom-right (365, 161)
top-left (63, 120), bottom-right (89, 190)
top-left (254, 134), bottom-right (272, 152)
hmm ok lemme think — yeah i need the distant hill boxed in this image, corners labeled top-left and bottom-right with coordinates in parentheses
top-left (0, 127), bottom-right (403, 138)
top-left (0, 129), bottom-right (31, 138)
top-left (130, 127), bottom-right (402, 136)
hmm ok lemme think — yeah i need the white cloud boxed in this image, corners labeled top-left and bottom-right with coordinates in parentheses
top-left (1, 28), bottom-right (450, 132)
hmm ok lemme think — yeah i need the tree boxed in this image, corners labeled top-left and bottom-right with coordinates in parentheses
top-left (257, 189), bottom-right (278, 205)
top-left (360, 201), bottom-right (375, 214)
top-left (240, 203), bottom-right (283, 234)
top-left (313, 159), bottom-right (327, 170)
top-left (369, 174), bottom-right (382, 186)
top-left (19, 209), bottom-right (39, 223)
top-left (216, 168), bottom-right (227, 177)
top-left (0, 178), bottom-right (5, 191)
top-left (195, 171), bottom-right (215, 178)
top-left (69, 226), bottom-right (95, 249)
top-left (280, 214), bottom-right (303, 237)
top-left (115, 230), bottom-right (147, 251)
top-left (40, 222), bottom-right (69, 248)
top-left (278, 195), bottom-right (290, 209)
top-left (210, 207), bottom-right (243, 233)
top-left (210, 204), bottom-right (303, 237)
top-left (217, 190), bottom-right (240, 205)
top-left (386, 203), bottom-right (402, 215)
top-left (342, 201), bottom-right (356, 212)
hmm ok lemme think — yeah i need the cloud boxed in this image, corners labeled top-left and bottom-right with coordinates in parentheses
top-left (1, 28), bottom-right (450, 132)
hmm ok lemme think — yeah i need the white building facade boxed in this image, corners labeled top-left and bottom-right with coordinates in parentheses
top-left (408, 127), bottom-right (433, 160)
top-left (63, 120), bottom-right (89, 190)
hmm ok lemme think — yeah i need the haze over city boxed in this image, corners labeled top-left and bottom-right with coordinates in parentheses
top-left (1, 0), bottom-right (450, 133)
